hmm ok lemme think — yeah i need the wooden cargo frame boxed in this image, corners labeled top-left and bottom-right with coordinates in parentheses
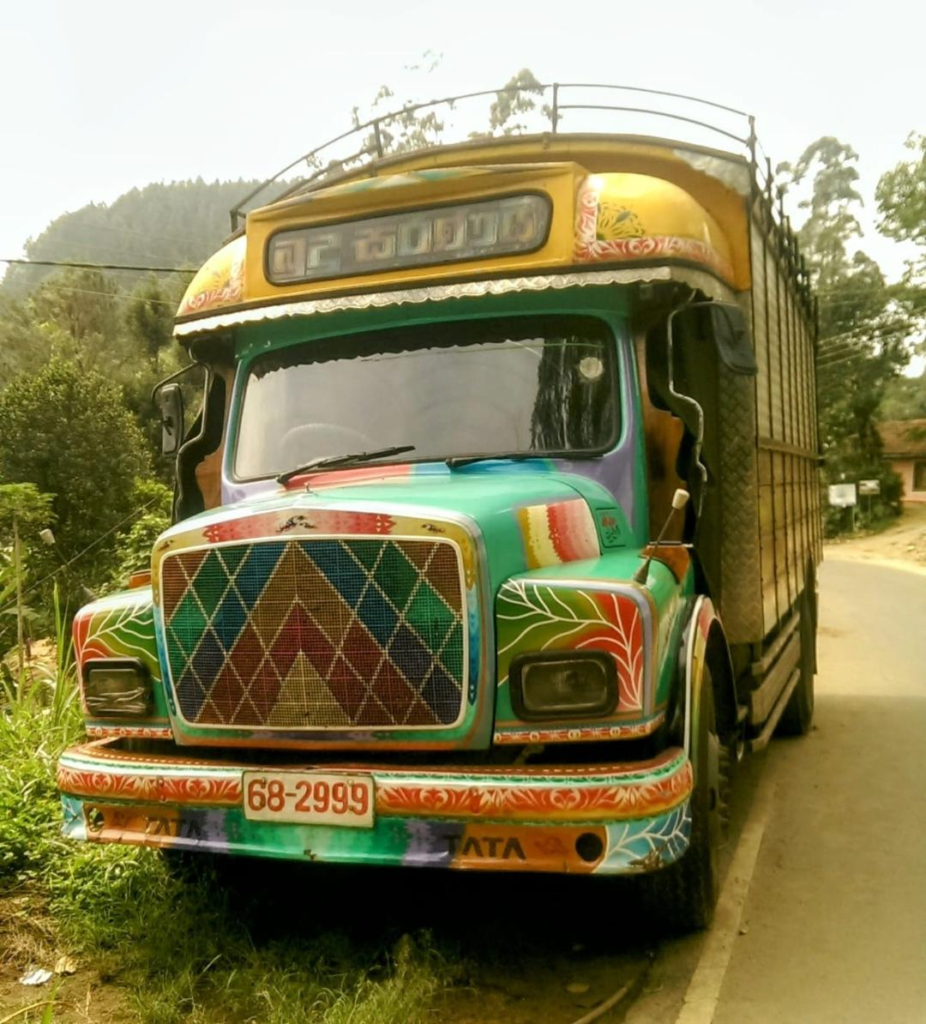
top-left (747, 154), bottom-right (822, 643)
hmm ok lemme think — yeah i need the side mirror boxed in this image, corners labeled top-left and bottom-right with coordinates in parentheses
top-left (158, 383), bottom-right (184, 457)
top-left (670, 301), bottom-right (757, 376)
top-left (707, 303), bottom-right (757, 376)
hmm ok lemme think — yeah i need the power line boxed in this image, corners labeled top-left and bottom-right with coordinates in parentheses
top-left (817, 338), bottom-right (888, 357)
top-left (817, 345), bottom-right (867, 363)
top-left (817, 352), bottom-right (868, 370)
top-left (819, 331), bottom-right (909, 364)
top-left (817, 342), bottom-right (911, 370)
top-left (818, 296), bottom-right (908, 311)
top-left (26, 284), bottom-right (178, 307)
top-left (0, 493), bottom-right (164, 619)
top-left (818, 344), bottom-right (904, 368)
top-left (1, 258), bottom-right (196, 275)
top-left (819, 323), bottom-right (918, 347)
top-left (823, 325), bottom-right (920, 349)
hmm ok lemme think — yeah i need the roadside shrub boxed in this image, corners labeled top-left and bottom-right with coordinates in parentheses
top-left (109, 478), bottom-right (173, 589)
top-left (0, 591), bottom-right (81, 888)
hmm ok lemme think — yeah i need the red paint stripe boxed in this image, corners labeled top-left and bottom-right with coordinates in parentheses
top-left (280, 463), bottom-right (414, 491)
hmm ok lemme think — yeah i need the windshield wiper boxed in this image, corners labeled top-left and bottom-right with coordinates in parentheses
top-left (277, 445), bottom-right (416, 484)
top-left (446, 452), bottom-right (543, 469)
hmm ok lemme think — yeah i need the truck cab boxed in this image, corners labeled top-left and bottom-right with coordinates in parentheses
top-left (58, 85), bottom-right (821, 930)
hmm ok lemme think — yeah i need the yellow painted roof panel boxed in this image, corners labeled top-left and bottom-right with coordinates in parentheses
top-left (176, 138), bottom-right (752, 327)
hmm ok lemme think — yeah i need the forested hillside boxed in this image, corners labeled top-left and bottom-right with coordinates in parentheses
top-left (1, 178), bottom-right (262, 295)
top-left (0, 178), bottom-right (268, 626)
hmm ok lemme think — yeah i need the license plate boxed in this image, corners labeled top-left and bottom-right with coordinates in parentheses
top-left (242, 771), bottom-right (374, 827)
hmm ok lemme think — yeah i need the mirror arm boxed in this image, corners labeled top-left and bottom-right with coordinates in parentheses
top-left (150, 360), bottom-right (202, 409)
top-left (666, 307), bottom-right (709, 521)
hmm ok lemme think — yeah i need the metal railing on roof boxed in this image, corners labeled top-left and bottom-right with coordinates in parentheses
top-left (227, 81), bottom-right (815, 323)
top-left (229, 82), bottom-right (758, 232)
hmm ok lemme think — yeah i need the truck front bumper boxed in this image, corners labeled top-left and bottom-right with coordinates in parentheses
top-left (58, 739), bottom-right (693, 875)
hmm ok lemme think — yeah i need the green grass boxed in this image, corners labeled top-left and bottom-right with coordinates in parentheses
top-left (0, 596), bottom-right (449, 1024)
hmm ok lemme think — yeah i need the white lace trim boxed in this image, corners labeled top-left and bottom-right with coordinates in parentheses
top-left (174, 267), bottom-right (734, 338)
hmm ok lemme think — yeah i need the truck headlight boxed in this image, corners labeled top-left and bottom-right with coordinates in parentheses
top-left (511, 652), bottom-right (617, 720)
top-left (83, 659), bottom-right (152, 718)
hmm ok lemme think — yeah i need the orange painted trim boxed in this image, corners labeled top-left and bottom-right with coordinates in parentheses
top-left (57, 764), bottom-right (241, 807)
top-left (86, 725), bottom-right (173, 740)
top-left (58, 741), bottom-right (692, 822)
top-left (375, 763), bottom-right (691, 822)
top-left (493, 711), bottom-right (665, 745)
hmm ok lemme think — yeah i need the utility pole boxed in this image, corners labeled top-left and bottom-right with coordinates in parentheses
top-left (12, 516), bottom-right (24, 679)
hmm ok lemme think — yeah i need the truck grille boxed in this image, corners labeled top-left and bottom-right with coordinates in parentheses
top-left (160, 538), bottom-right (466, 730)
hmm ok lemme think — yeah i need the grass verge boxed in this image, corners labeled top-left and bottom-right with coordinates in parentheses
top-left (0, 600), bottom-right (448, 1023)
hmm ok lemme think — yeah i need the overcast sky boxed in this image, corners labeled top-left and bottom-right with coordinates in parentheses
top-left (1, 0), bottom-right (922, 284)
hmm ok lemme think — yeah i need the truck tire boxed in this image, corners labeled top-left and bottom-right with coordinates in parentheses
top-left (644, 668), bottom-right (729, 931)
top-left (776, 584), bottom-right (816, 736)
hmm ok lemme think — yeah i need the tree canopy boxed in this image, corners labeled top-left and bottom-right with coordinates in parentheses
top-left (0, 359), bottom-right (150, 594)
top-left (876, 133), bottom-right (926, 324)
top-left (777, 135), bottom-right (918, 520)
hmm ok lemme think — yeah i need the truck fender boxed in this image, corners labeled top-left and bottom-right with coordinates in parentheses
top-left (680, 595), bottom-right (736, 755)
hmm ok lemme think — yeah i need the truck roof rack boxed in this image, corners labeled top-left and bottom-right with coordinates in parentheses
top-left (227, 82), bottom-right (814, 323)
top-left (229, 83), bottom-right (762, 233)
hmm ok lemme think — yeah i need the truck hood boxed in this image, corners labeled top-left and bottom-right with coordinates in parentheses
top-left (149, 467), bottom-right (631, 751)
top-left (163, 466), bottom-right (630, 585)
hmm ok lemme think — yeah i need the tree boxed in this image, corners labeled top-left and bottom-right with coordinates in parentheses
top-left (0, 295), bottom-right (49, 383)
top-left (126, 275), bottom-right (176, 365)
top-left (779, 137), bottom-right (910, 515)
top-left (29, 268), bottom-right (125, 374)
top-left (879, 371), bottom-right (926, 421)
top-left (121, 276), bottom-right (187, 465)
top-left (109, 478), bottom-right (173, 588)
top-left (341, 65), bottom-right (547, 175)
top-left (0, 484), bottom-right (56, 654)
top-left (779, 138), bottom-right (865, 291)
top-left (876, 133), bottom-right (926, 249)
top-left (877, 133), bottom-right (926, 324)
top-left (0, 360), bottom-right (150, 595)
top-left (484, 69), bottom-right (547, 137)
top-left (0, 271), bottom-right (186, 468)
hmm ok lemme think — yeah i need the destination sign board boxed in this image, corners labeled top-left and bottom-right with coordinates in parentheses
top-left (266, 194), bottom-right (551, 284)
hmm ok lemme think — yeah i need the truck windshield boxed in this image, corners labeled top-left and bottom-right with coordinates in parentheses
top-left (234, 314), bottom-right (618, 480)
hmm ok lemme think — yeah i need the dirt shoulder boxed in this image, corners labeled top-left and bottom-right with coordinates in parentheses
top-left (0, 892), bottom-right (134, 1024)
top-left (824, 504), bottom-right (926, 577)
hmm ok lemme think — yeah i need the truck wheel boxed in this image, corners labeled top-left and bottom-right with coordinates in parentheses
top-left (776, 585), bottom-right (816, 736)
top-left (645, 668), bottom-right (729, 931)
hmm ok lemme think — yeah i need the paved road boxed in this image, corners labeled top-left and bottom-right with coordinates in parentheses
top-left (629, 557), bottom-right (926, 1024)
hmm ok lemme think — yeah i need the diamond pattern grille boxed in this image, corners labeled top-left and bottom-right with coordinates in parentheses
top-left (160, 538), bottom-right (466, 729)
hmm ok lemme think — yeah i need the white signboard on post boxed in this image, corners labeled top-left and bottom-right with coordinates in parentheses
top-left (828, 483), bottom-right (858, 508)
top-left (859, 480), bottom-right (880, 496)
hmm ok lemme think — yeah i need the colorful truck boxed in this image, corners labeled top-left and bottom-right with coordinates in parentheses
top-left (57, 85), bottom-right (821, 928)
